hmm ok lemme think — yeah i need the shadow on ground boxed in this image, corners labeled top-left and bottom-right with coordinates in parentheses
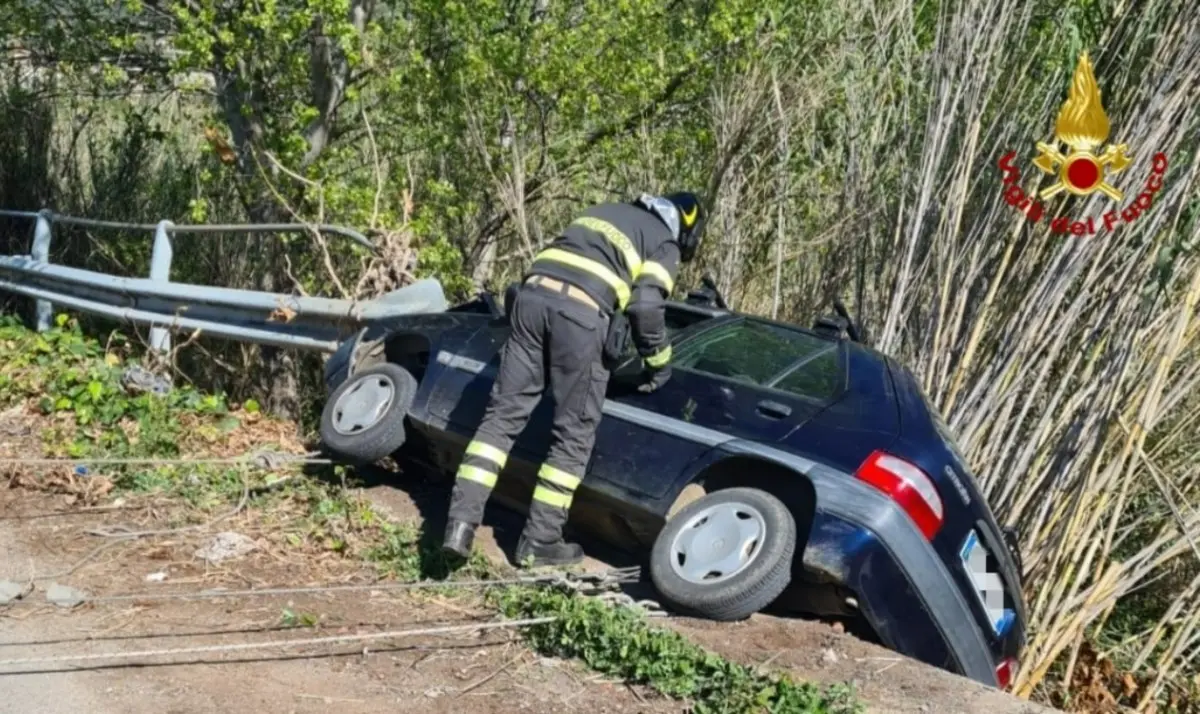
top-left (303, 451), bottom-right (877, 642)
top-left (302, 452), bottom-right (655, 605)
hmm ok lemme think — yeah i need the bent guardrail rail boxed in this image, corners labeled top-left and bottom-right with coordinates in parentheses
top-left (0, 210), bottom-right (448, 353)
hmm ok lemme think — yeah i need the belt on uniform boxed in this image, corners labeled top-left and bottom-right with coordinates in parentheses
top-left (525, 275), bottom-right (600, 311)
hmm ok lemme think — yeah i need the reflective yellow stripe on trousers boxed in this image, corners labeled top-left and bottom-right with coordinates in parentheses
top-left (456, 439), bottom-right (508, 489)
top-left (531, 464), bottom-right (581, 510)
top-left (456, 464), bottom-right (498, 488)
top-left (465, 440), bottom-right (508, 470)
top-left (532, 486), bottom-right (572, 508)
top-left (538, 464), bottom-right (581, 491)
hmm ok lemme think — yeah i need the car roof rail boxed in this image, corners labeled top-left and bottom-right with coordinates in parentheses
top-left (811, 300), bottom-right (867, 344)
top-left (812, 313), bottom-right (851, 341)
top-left (669, 299), bottom-right (728, 319)
top-left (480, 290), bottom-right (505, 318)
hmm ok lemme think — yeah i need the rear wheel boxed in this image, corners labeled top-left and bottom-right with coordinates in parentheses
top-left (319, 363), bottom-right (417, 465)
top-left (649, 487), bottom-right (796, 621)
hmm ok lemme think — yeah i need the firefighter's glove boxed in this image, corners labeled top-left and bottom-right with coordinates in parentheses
top-left (637, 365), bottom-right (672, 394)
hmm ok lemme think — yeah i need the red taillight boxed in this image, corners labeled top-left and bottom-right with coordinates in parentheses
top-left (995, 657), bottom-right (1017, 690)
top-left (855, 451), bottom-right (945, 539)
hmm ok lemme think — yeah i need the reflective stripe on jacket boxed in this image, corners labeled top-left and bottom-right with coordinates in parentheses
top-left (529, 202), bottom-right (680, 367)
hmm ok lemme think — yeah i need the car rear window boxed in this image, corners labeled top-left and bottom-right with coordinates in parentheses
top-left (771, 347), bottom-right (843, 402)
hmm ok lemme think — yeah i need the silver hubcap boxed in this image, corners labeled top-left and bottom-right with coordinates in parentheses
top-left (331, 374), bottom-right (396, 435)
top-left (669, 501), bottom-right (766, 584)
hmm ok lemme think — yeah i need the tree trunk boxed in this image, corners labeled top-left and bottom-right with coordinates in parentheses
top-left (204, 0), bottom-right (380, 422)
top-left (211, 55), bottom-right (303, 421)
top-left (244, 201), bottom-right (302, 420)
top-left (255, 252), bottom-right (303, 420)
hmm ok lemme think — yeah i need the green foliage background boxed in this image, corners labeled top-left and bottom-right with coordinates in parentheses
top-left (3, 0), bottom-right (1200, 709)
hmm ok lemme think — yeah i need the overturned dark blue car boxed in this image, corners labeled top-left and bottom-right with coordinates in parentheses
top-left (319, 277), bottom-right (1027, 690)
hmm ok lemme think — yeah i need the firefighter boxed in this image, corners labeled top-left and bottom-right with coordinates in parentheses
top-left (441, 191), bottom-right (707, 567)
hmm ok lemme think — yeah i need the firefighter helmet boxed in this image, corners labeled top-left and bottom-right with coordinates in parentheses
top-left (663, 191), bottom-right (706, 263)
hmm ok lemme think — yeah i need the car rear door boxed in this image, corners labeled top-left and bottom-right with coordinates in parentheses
top-left (426, 319), bottom-right (506, 427)
top-left (589, 317), bottom-right (847, 499)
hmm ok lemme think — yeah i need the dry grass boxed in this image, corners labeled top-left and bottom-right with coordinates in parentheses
top-left (623, 0), bottom-right (1200, 707)
top-left (391, 1), bottom-right (1200, 694)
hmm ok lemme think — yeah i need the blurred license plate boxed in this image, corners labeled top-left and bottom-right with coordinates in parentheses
top-left (960, 530), bottom-right (1013, 635)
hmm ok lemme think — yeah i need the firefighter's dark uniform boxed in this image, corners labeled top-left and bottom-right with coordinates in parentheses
top-left (446, 199), bottom-right (681, 563)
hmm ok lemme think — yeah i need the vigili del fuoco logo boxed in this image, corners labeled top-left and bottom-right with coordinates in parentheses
top-left (998, 52), bottom-right (1167, 235)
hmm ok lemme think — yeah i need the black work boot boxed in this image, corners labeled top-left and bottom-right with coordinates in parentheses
top-left (442, 519), bottom-right (476, 559)
top-left (515, 534), bottom-right (585, 568)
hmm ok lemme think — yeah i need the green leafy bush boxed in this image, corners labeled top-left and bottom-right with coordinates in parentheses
top-left (498, 587), bottom-right (862, 714)
top-left (0, 314), bottom-right (226, 456)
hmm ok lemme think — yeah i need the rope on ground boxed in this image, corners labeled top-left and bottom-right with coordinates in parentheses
top-left (32, 540), bottom-right (129, 583)
top-left (4, 450), bottom-right (314, 548)
top-left (1, 567), bottom-right (664, 615)
top-left (0, 450), bottom-right (329, 469)
top-left (2, 567), bottom-right (639, 605)
top-left (0, 504), bottom-right (143, 521)
top-left (80, 578), bottom-right (528, 603)
top-left (54, 454), bottom-right (310, 543)
top-left (0, 616), bottom-right (556, 668)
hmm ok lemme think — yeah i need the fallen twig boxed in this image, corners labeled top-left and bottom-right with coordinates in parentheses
top-left (456, 651), bottom-right (525, 697)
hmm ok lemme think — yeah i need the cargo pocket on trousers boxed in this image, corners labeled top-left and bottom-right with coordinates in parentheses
top-left (602, 310), bottom-right (630, 371)
top-left (578, 361), bottom-right (610, 432)
top-left (556, 306), bottom-right (599, 333)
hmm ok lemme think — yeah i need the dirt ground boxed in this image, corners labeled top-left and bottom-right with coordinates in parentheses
top-left (0, 490), bottom-right (675, 714)
top-left (359, 470), bottom-right (1060, 714)
top-left (0, 465), bottom-right (1058, 714)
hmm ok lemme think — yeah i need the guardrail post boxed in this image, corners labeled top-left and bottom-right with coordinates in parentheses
top-left (30, 210), bottom-right (54, 332)
top-left (148, 220), bottom-right (174, 353)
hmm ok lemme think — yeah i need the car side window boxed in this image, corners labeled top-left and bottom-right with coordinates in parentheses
top-left (674, 320), bottom-right (832, 387)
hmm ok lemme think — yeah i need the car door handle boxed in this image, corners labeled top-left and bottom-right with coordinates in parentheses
top-left (756, 399), bottom-right (792, 419)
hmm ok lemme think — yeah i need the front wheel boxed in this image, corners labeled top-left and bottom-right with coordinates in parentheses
top-left (319, 362), bottom-right (417, 466)
top-left (649, 487), bottom-right (796, 621)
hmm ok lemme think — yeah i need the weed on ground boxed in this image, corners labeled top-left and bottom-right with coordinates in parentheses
top-left (0, 314), bottom-right (863, 713)
top-left (498, 587), bottom-right (864, 714)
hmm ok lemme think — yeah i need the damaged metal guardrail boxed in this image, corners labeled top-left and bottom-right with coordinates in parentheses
top-left (0, 210), bottom-right (448, 354)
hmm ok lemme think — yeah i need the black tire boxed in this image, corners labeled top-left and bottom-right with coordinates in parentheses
top-left (319, 362), bottom-right (417, 465)
top-left (649, 487), bottom-right (796, 621)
